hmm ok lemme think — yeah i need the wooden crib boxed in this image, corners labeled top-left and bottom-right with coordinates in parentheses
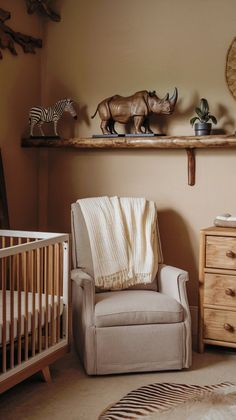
top-left (0, 230), bottom-right (70, 394)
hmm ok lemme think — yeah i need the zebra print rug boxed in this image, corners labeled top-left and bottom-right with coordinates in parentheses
top-left (99, 382), bottom-right (236, 419)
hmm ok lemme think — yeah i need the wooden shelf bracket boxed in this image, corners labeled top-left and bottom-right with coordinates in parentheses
top-left (21, 134), bottom-right (236, 186)
top-left (186, 148), bottom-right (196, 186)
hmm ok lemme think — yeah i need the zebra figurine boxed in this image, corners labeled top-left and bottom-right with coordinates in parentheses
top-left (29, 98), bottom-right (77, 137)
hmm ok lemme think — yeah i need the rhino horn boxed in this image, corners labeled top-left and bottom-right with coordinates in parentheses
top-left (162, 93), bottom-right (169, 101)
top-left (169, 87), bottom-right (178, 108)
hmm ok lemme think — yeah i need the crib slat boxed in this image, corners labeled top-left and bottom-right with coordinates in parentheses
top-left (49, 245), bottom-right (55, 345)
top-left (24, 251), bottom-right (29, 361)
top-left (44, 246), bottom-right (49, 349)
top-left (1, 236), bottom-right (5, 250)
top-left (17, 238), bottom-right (22, 365)
top-left (59, 243), bottom-right (63, 339)
top-left (55, 243), bottom-right (60, 342)
top-left (10, 254), bottom-right (15, 369)
top-left (48, 245), bottom-right (52, 347)
top-left (31, 250), bottom-right (36, 357)
top-left (2, 256), bottom-right (7, 373)
top-left (48, 245), bottom-right (54, 346)
top-left (36, 248), bottom-right (42, 353)
top-left (10, 240), bottom-right (15, 368)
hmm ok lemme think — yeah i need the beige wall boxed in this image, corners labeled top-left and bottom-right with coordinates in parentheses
top-left (41, 0), bottom-right (236, 305)
top-left (0, 0), bottom-right (42, 229)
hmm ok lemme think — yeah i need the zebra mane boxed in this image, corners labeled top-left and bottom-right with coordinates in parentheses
top-left (55, 98), bottom-right (72, 106)
top-left (62, 98), bottom-right (72, 103)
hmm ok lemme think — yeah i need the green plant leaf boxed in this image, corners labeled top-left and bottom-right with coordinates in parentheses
top-left (195, 107), bottom-right (204, 119)
top-left (202, 115), bottom-right (208, 122)
top-left (190, 116), bottom-right (199, 126)
top-left (209, 115), bottom-right (217, 124)
top-left (200, 98), bottom-right (209, 115)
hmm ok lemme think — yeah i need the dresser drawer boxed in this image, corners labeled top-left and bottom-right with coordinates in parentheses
top-left (206, 236), bottom-right (236, 269)
top-left (204, 273), bottom-right (236, 307)
top-left (204, 309), bottom-right (236, 343)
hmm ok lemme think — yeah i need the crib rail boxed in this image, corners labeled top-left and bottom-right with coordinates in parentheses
top-left (0, 230), bottom-right (69, 379)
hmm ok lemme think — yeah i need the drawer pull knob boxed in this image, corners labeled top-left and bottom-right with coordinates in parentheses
top-left (224, 323), bottom-right (234, 332)
top-left (226, 250), bottom-right (236, 258)
top-left (225, 288), bottom-right (235, 296)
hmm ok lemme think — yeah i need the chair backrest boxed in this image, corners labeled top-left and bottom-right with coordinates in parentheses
top-left (71, 201), bottom-right (164, 277)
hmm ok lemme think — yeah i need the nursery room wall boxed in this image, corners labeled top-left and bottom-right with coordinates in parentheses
top-left (0, 0), bottom-right (42, 230)
top-left (40, 0), bottom-right (236, 307)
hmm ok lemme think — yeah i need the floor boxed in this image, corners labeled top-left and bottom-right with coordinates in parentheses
top-left (0, 347), bottom-right (236, 420)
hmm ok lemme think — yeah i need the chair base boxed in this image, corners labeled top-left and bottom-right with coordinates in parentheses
top-left (77, 322), bottom-right (188, 375)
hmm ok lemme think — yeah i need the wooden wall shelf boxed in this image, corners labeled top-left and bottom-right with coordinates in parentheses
top-left (22, 134), bottom-right (236, 186)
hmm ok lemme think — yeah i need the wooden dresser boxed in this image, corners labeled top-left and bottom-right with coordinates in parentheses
top-left (199, 226), bottom-right (236, 352)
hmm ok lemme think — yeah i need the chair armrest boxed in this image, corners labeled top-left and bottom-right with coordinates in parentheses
top-left (158, 264), bottom-right (189, 306)
top-left (71, 268), bottom-right (93, 286)
top-left (71, 268), bottom-right (95, 326)
top-left (158, 264), bottom-right (192, 368)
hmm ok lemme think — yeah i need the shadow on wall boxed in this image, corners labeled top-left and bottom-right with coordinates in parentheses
top-left (48, 79), bottom-right (90, 138)
top-left (158, 208), bottom-right (198, 300)
top-left (149, 92), bottom-right (199, 135)
top-left (215, 103), bottom-right (235, 133)
top-left (149, 92), bottom-right (235, 135)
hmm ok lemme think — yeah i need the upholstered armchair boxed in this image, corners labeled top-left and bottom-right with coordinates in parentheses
top-left (71, 201), bottom-right (192, 375)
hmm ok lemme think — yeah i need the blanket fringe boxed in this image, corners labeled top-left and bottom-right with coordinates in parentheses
top-left (96, 270), bottom-right (153, 290)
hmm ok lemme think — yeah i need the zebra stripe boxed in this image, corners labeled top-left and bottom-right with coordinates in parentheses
top-left (29, 98), bottom-right (77, 136)
top-left (99, 382), bottom-right (234, 419)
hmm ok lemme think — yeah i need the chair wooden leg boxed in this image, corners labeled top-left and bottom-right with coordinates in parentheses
top-left (41, 366), bottom-right (52, 383)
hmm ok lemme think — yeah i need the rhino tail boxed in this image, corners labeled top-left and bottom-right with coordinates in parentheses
top-left (92, 95), bottom-right (117, 119)
top-left (91, 106), bottom-right (98, 119)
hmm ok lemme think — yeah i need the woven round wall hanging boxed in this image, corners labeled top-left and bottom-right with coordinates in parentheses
top-left (226, 37), bottom-right (236, 100)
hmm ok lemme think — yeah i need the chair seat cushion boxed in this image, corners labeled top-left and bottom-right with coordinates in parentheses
top-left (95, 290), bottom-right (184, 327)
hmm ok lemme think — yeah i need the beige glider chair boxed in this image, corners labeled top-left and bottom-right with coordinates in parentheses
top-left (71, 202), bottom-right (192, 375)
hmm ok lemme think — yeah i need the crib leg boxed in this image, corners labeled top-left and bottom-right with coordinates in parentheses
top-left (41, 366), bottom-right (52, 383)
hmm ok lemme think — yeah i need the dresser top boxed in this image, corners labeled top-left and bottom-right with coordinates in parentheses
top-left (201, 226), bottom-right (236, 236)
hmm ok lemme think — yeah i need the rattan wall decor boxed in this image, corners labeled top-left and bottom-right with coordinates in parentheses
top-left (226, 37), bottom-right (236, 100)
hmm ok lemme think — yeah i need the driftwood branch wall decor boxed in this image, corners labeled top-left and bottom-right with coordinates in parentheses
top-left (25, 0), bottom-right (61, 22)
top-left (0, 7), bottom-right (42, 59)
top-left (226, 37), bottom-right (236, 100)
top-left (0, 1), bottom-right (60, 59)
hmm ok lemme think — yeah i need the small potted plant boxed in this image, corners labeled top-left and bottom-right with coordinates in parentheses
top-left (190, 98), bottom-right (217, 136)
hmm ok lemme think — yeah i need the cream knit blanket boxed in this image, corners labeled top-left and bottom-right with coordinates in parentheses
top-left (78, 196), bottom-right (158, 290)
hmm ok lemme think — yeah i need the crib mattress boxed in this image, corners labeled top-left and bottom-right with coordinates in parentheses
top-left (0, 291), bottom-right (64, 345)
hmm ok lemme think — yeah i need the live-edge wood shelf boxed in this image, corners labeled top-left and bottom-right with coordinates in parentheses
top-left (22, 134), bottom-right (236, 186)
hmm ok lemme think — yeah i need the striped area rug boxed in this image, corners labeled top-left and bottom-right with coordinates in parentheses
top-left (99, 382), bottom-right (236, 419)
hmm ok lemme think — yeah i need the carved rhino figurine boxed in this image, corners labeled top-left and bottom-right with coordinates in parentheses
top-left (91, 88), bottom-right (178, 135)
